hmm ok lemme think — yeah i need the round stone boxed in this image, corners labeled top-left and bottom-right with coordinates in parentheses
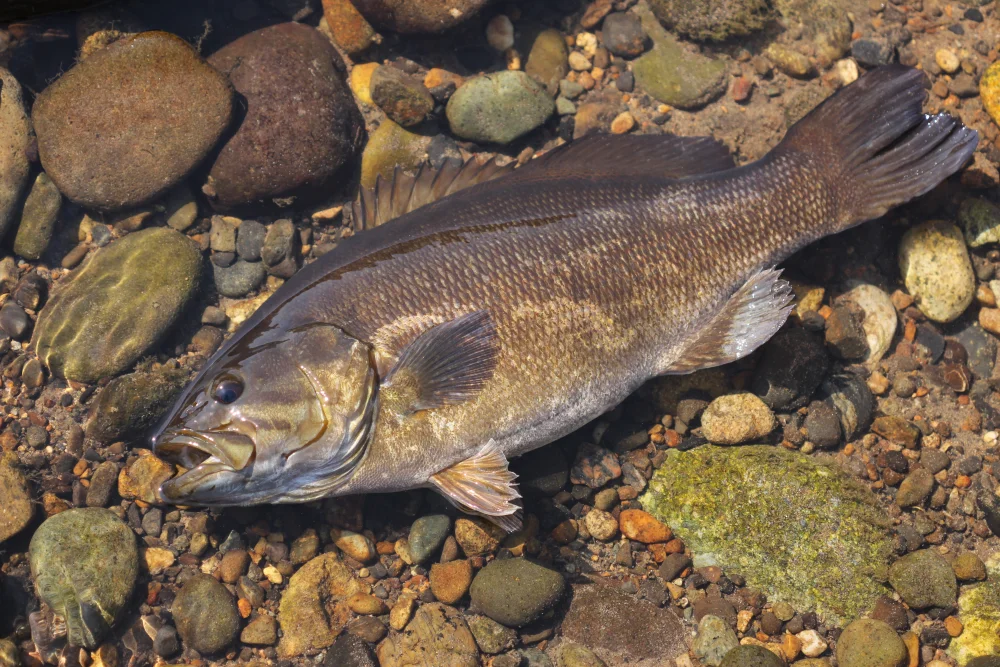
top-left (407, 514), bottom-right (451, 564)
top-left (430, 559), bottom-right (473, 604)
top-left (898, 221), bottom-right (975, 323)
top-left (585, 509), bottom-right (619, 541)
top-left (352, 0), bottom-right (491, 33)
top-left (719, 645), bottom-right (785, 667)
top-left (469, 558), bottom-right (565, 627)
top-left (888, 549), bottom-right (957, 609)
top-left (204, 23), bottom-right (363, 211)
top-left (85, 368), bottom-right (187, 443)
top-left (649, 0), bottom-right (769, 41)
top-left (213, 259), bottom-right (266, 299)
top-left (172, 573), bottom-right (240, 654)
top-left (33, 227), bottom-right (202, 382)
top-left (377, 603), bottom-right (478, 667)
top-left (701, 393), bottom-right (776, 445)
top-left (446, 71), bottom-right (555, 145)
top-left (369, 65), bottom-right (434, 127)
top-left (0, 453), bottom-right (33, 544)
top-left (32, 32), bottom-right (232, 212)
top-left (602, 12), bottom-right (647, 57)
top-left (693, 615), bottom-right (739, 667)
top-left (29, 508), bottom-right (138, 648)
top-left (835, 619), bottom-right (907, 667)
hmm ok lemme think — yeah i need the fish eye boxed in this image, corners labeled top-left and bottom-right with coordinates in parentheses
top-left (212, 375), bottom-right (244, 404)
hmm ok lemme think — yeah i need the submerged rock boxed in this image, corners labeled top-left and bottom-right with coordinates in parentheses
top-left (649, 0), bottom-right (770, 41)
top-left (359, 120), bottom-right (431, 191)
top-left (86, 367), bottom-right (188, 443)
top-left (692, 615), bottom-right (739, 667)
top-left (959, 198), bottom-right (1000, 248)
top-left (0, 452), bottom-right (33, 544)
top-left (13, 172), bottom-right (62, 261)
top-left (700, 393), bottom-right (775, 445)
top-left (837, 283), bottom-right (897, 368)
top-left (641, 446), bottom-right (892, 623)
top-left (0, 68), bottom-right (32, 240)
top-left (29, 508), bottom-right (138, 648)
top-left (352, 0), bottom-right (491, 34)
top-left (836, 619), bottom-right (907, 667)
top-left (948, 556), bottom-right (1000, 663)
top-left (751, 327), bottom-right (829, 410)
top-left (899, 220), bottom-right (975, 323)
top-left (377, 603), bottom-right (478, 667)
top-left (172, 574), bottom-right (240, 654)
top-left (523, 28), bottom-right (570, 95)
top-left (469, 558), bottom-right (565, 627)
top-left (888, 549), bottom-right (957, 609)
top-left (32, 31), bottom-right (232, 212)
top-left (33, 227), bottom-right (202, 383)
top-left (446, 71), bottom-right (555, 144)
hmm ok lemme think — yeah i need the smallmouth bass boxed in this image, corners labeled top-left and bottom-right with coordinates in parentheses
top-left (152, 66), bottom-right (977, 530)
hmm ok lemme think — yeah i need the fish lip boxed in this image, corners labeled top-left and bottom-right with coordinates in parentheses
top-left (158, 461), bottom-right (238, 505)
top-left (154, 427), bottom-right (257, 471)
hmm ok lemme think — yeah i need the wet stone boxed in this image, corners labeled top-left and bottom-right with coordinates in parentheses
top-left (377, 602), bottom-right (478, 667)
top-left (261, 219), bottom-right (299, 278)
top-left (321, 0), bottom-right (377, 55)
top-left (446, 71), bottom-right (555, 145)
top-left (0, 302), bottom-right (29, 340)
top-left (118, 453), bottom-right (174, 504)
top-left (720, 645), bottom-right (785, 667)
top-left (352, 0), bottom-right (491, 34)
top-left (32, 32), bottom-right (233, 212)
top-left (153, 625), bottom-right (180, 657)
top-left (899, 221), bottom-right (975, 323)
top-left (34, 227), bottom-right (202, 382)
top-left (524, 28), bottom-right (569, 96)
top-left (803, 400), bottom-right (842, 449)
top-left (701, 393), bottom-right (775, 445)
top-left (236, 220), bottom-right (266, 261)
top-left (570, 443), bottom-right (621, 487)
top-left (86, 368), bottom-right (188, 443)
top-left (324, 632), bottom-right (378, 667)
top-left (888, 549), bottom-right (957, 609)
top-left (0, 453), bottom-right (33, 544)
top-left (649, 0), bottom-right (770, 41)
top-left (751, 327), bottom-right (829, 410)
top-left (851, 38), bottom-right (896, 67)
top-left (14, 273), bottom-right (47, 311)
top-left (240, 615), bottom-right (278, 646)
top-left (29, 508), bottom-right (138, 648)
top-left (407, 514), bottom-right (450, 564)
top-left (693, 615), bottom-right (739, 667)
top-left (895, 467), bottom-right (934, 508)
top-left (836, 619), bottom-right (907, 667)
top-left (467, 614), bottom-right (517, 654)
top-left (602, 12), bottom-right (647, 57)
top-left (370, 65), bottom-right (434, 127)
top-left (0, 68), bottom-right (32, 240)
top-left (172, 573), bottom-right (240, 654)
top-left (85, 461), bottom-right (119, 507)
top-left (13, 172), bottom-right (62, 260)
top-left (469, 558), bottom-right (565, 627)
top-left (213, 259), bottom-right (266, 298)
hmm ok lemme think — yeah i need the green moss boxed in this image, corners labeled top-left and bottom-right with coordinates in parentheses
top-left (949, 556), bottom-right (1000, 664)
top-left (640, 446), bottom-right (893, 624)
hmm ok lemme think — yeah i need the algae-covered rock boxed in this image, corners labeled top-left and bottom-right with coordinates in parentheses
top-left (640, 445), bottom-right (892, 623)
top-left (29, 508), bottom-right (138, 648)
top-left (959, 198), bottom-right (1000, 248)
top-left (632, 5), bottom-right (727, 109)
top-left (947, 556), bottom-right (1000, 664)
top-left (13, 172), bottom-right (62, 261)
top-left (446, 71), bottom-right (555, 145)
top-left (33, 227), bottom-right (202, 382)
top-left (86, 367), bottom-right (189, 443)
top-left (649, 0), bottom-right (770, 41)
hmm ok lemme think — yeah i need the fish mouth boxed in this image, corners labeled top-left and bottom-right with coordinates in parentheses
top-left (155, 428), bottom-right (258, 503)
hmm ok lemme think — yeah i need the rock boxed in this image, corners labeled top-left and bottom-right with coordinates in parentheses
top-left (235, 220), bottom-right (267, 262)
top-left (717, 646), bottom-right (784, 667)
top-left (333, 529), bottom-right (376, 562)
top-left (352, 0), bottom-right (491, 33)
top-left (895, 467), bottom-right (934, 508)
top-left (888, 549), bottom-right (957, 609)
top-left (838, 283), bottom-right (897, 368)
top-left (370, 66), bottom-right (434, 127)
top-left (0, 68), bottom-right (31, 240)
top-left (261, 219), bottom-right (299, 278)
top-left (86, 368), bottom-right (187, 443)
top-left (797, 629), bottom-right (828, 658)
top-left (153, 625), bottom-right (180, 657)
top-left (766, 44), bottom-right (814, 78)
top-left (824, 303), bottom-right (868, 361)
top-left (560, 581), bottom-right (687, 666)
top-left (469, 558), bottom-right (565, 627)
top-left (324, 633), bottom-right (378, 667)
top-left (213, 259), bottom-right (267, 298)
top-left (277, 552), bottom-right (368, 657)
top-left (585, 509), bottom-right (619, 541)
top-left (455, 516), bottom-right (505, 556)
top-left (899, 221), bottom-right (975, 323)
top-left (693, 615), bottom-right (740, 667)
top-left (871, 416), bottom-right (920, 449)
top-left (602, 12), bottom-right (646, 57)
top-left (523, 28), bottom-right (569, 95)
top-left (241, 615), bottom-right (278, 646)
top-left (751, 328), bottom-right (828, 410)
top-left (407, 514), bottom-right (450, 564)
top-left (641, 445), bottom-right (892, 623)
top-left (32, 32), bottom-right (232, 212)
top-left (935, 48), bottom-right (960, 74)
top-left (550, 641), bottom-right (608, 667)
top-left (959, 198), bottom-right (1000, 248)
top-left (209, 216), bottom-right (237, 253)
top-left (486, 14), bottom-right (514, 51)
top-left (347, 592), bottom-right (387, 615)
top-left (0, 453), bottom-right (33, 543)
top-left (446, 71), bottom-right (554, 145)
top-left (982, 61), bottom-right (1000, 129)
top-left (377, 603), bottom-right (478, 667)
top-left (569, 52), bottom-right (592, 72)
top-left (515, 446), bottom-right (568, 496)
top-left (430, 558), bottom-right (473, 604)
top-left (632, 6), bottom-right (727, 109)
top-left (951, 552), bottom-right (986, 581)
top-left (13, 172), bottom-right (62, 260)
top-left (701, 393), bottom-right (775, 445)
top-left (164, 184), bottom-right (198, 232)
top-left (0, 302), bottom-right (28, 341)
top-left (948, 557), bottom-right (1000, 663)
top-left (85, 462), bottom-right (118, 507)
top-left (359, 119), bottom-right (430, 191)
top-left (851, 38), bottom-right (895, 68)
top-left (467, 614), bottom-right (517, 654)
top-left (118, 453), bottom-right (174, 504)
top-left (649, 0), bottom-right (770, 41)
top-left (205, 23), bottom-right (363, 211)
top-left (29, 508), bottom-right (138, 648)
top-left (618, 509), bottom-right (671, 543)
top-left (143, 546), bottom-right (175, 574)
top-left (836, 619), bottom-right (907, 667)
top-left (33, 227), bottom-right (202, 382)
top-left (321, 0), bottom-right (376, 55)
top-left (573, 96), bottom-right (622, 139)
top-left (819, 373), bottom-right (874, 442)
top-left (172, 574), bottom-right (240, 654)
top-left (803, 400), bottom-right (842, 449)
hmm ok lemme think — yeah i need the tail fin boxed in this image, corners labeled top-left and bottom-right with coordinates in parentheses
top-left (776, 65), bottom-right (978, 227)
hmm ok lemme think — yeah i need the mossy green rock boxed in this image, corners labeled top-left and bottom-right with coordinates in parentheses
top-left (469, 558), bottom-right (565, 627)
top-left (86, 367), bottom-right (189, 443)
top-left (649, 0), bottom-right (770, 42)
top-left (13, 172), bottom-right (62, 260)
top-left (640, 445), bottom-right (892, 623)
top-left (959, 198), bottom-right (1000, 248)
top-left (29, 508), bottom-right (138, 649)
top-left (719, 645), bottom-right (785, 667)
top-left (947, 556), bottom-right (1000, 664)
top-left (523, 28), bottom-right (569, 96)
top-left (888, 549), bottom-right (957, 609)
top-left (33, 226), bottom-right (202, 382)
top-left (446, 71), bottom-right (555, 145)
top-left (632, 6), bottom-right (727, 109)
top-left (836, 619), bottom-right (907, 667)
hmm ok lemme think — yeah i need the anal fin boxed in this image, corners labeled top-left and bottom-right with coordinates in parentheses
top-left (663, 267), bottom-right (794, 374)
top-left (430, 441), bottom-right (522, 533)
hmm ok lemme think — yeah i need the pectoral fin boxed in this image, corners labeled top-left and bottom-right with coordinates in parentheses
top-left (430, 441), bottom-right (522, 532)
top-left (663, 267), bottom-right (794, 374)
top-left (381, 310), bottom-right (500, 416)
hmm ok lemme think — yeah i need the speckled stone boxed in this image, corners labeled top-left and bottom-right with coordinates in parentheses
top-left (898, 220), bottom-right (975, 323)
top-left (469, 558), bottom-right (565, 627)
top-left (0, 68), bottom-right (32, 240)
top-left (446, 71), bottom-right (554, 145)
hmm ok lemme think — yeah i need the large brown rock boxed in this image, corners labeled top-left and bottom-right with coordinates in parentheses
top-left (204, 23), bottom-right (363, 211)
top-left (352, 0), bottom-right (493, 34)
top-left (0, 68), bottom-right (32, 239)
top-left (32, 31), bottom-right (233, 212)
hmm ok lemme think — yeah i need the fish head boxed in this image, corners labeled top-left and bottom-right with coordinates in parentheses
top-left (152, 321), bottom-right (378, 505)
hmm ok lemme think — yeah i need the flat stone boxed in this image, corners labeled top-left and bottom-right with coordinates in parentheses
top-left (320, 0), bottom-right (376, 55)
top-left (407, 514), bottom-right (450, 564)
top-left (241, 615), bottom-right (278, 646)
top-left (377, 603), bottom-right (478, 667)
top-left (32, 32), bottom-right (232, 211)
top-left (358, 119), bottom-right (431, 192)
top-left (836, 619), bottom-right (907, 667)
top-left (701, 392), bottom-right (776, 445)
top-left (0, 68), bottom-right (32, 240)
top-left (888, 549), bottom-right (957, 609)
top-left (86, 368), bottom-right (188, 443)
top-left (523, 28), bottom-right (569, 95)
top-left (0, 452), bottom-right (33, 543)
top-left (469, 558), bottom-right (565, 627)
top-left (370, 65), bottom-right (434, 127)
top-left (649, 0), bottom-right (770, 41)
top-left (693, 615), bottom-right (739, 667)
top-left (430, 558), bottom-right (473, 604)
top-left (33, 227), bottom-right (202, 382)
top-left (467, 614), bottom-right (517, 654)
top-left (899, 220), bottom-right (975, 323)
top-left (13, 172), bottom-right (62, 260)
top-left (213, 259), bottom-right (266, 298)
top-left (172, 573), bottom-right (240, 654)
top-left (446, 71), bottom-right (555, 145)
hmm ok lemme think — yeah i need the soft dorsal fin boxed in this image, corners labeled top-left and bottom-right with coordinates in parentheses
top-left (662, 267), bottom-right (794, 375)
top-left (351, 157), bottom-right (515, 231)
top-left (430, 440), bottom-right (522, 533)
top-left (350, 133), bottom-right (734, 231)
top-left (504, 133), bottom-right (736, 183)
top-left (380, 310), bottom-right (500, 416)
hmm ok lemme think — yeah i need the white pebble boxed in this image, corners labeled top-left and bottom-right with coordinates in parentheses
top-left (576, 31), bottom-right (598, 57)
top-left (796, 629), bottom-right (828, 658)
top-left (834, 58), bottom-right (858, 85)
top-left (935, 48), bottom-right (960, 74)
top-left (486, 15), bottom-right (514, 52)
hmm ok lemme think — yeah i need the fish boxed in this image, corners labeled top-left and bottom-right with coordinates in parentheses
top-left (151, 65), bottom-right (977, 531)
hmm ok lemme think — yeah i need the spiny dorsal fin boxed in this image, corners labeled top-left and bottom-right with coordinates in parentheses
top-left (662, 267), bottom-right (794, 375)
top-left (504, 133), bottom-right (736, 183)
top-left (380, 310), bottom-right (500, 416)
top-left (430, 440), bottom-right (522, 533)
top-left (351, 157), bottom-right (515, 231)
